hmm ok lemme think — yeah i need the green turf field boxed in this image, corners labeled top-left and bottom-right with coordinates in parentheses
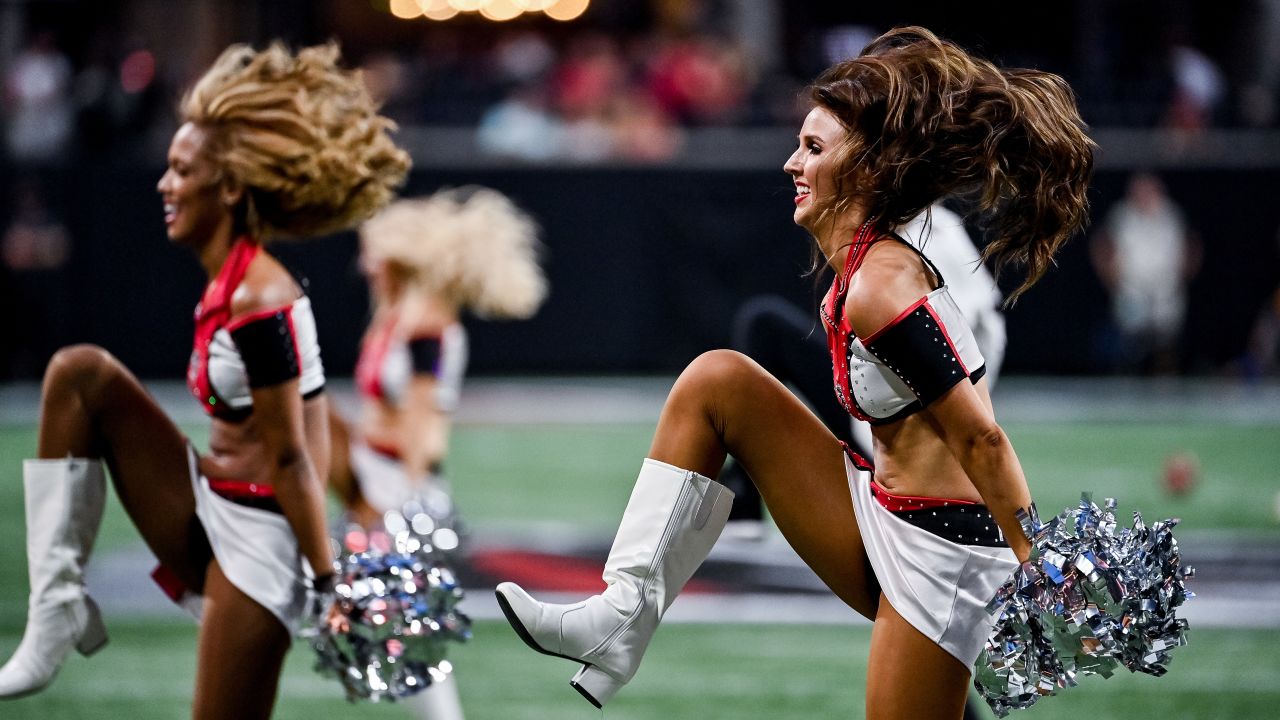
top-left (2, 418), bottom-right (1279, 718)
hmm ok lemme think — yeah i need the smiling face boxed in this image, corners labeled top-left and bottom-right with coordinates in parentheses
top-left (783, 106), bottom-right (849, 233)
top-left (156, 122), bottom-right (233, 248)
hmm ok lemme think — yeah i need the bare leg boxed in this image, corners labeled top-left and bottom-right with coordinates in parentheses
top-left (36, 345), bottom-right (210, 590)
top-left (192, 560), bottom-right (289, 720)
top-left (649, 350), bottom-right (877, 618)
top-left (866, 595), bottom-right (970, 720)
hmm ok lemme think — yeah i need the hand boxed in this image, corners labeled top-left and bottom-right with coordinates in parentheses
top-left (302, 573), bottom-right (347, 637)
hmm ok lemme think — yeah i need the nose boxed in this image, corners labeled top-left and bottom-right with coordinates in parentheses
top-left (783, 146), bottom-right (802, 177)
top-left (156, 169), bottom-right (171, 194)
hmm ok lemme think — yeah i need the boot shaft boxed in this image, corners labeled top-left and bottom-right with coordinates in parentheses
top-left (22, 459), bottom-right (107, 604)
top-left (602, 459), bottom-right (733, 618)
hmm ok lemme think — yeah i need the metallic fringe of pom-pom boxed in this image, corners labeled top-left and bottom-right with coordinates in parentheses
top-left (308, 502), bottom-right (472, 702)
top-left (973, 494), bottom-right (1194, 716)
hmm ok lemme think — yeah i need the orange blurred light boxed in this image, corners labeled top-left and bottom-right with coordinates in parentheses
top-left (422, 2), bottom-right (460, 19)
top-left (389, 0), bottom-right (423, 18)
top-left (514, 0), bottom-right (556, 9)
top-left (447, 0), bottom-right (487, 11)
top-left (544, 0), bottom-right (589, 21)
top-left (480, 0), bottom-right (524, 20)
top-left (415, 0), bottom-right (451, 11)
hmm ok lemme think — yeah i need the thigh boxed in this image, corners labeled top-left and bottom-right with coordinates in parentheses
top-left (650, 350), bottom-right (877, 617)
top-left (192, 560), bottom-right (290, 720)
top-left (734, 297), bottom-right (858, 447)
top-left (38, 345), bottom-right (210, 589)
top-left (866, 594), bottom-right (970, 720)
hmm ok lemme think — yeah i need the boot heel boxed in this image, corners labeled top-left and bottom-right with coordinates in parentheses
top-left (75, 597), bottom-right (108, 656)
top-left (570, 664), bottom-right (622, 709)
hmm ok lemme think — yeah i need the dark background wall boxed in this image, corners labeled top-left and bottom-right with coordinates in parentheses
top-left (6, 164), bottom-right (1278, 379)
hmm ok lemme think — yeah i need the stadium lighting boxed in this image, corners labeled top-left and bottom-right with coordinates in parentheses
top-left (384, 0), bottom-right (590, 22)
top-left (389, 0), bottom-right (423, 19)
top-left (544, 0), bottom-right (590, 21)
top-left (479, 0), bottom-right (525, 21)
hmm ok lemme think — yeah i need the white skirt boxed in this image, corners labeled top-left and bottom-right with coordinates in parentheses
top-left (349, 439), bottom-right (418, 514)
top-left (187, 445), bottom-right (310, 634)
top-left (844, 452), bottom-right (1018, 667)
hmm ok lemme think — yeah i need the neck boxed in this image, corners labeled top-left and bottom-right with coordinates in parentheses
top-left (814, 212), bottom-right (869, 275)
top-left (197, 230), bottom-right (241, 280)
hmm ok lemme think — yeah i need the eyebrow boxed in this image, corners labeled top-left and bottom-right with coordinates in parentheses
top-left (798, 133), bottom-right (823, 144)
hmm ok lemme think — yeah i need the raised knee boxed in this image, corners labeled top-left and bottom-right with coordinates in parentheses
top-left (671, 350), bottom-right (759, 402)
top-left (45, 344), bottom-right (120, 392)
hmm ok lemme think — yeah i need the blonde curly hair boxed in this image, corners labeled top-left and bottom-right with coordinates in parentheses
top-left (181, 42), bottom-right (410, 240)
top-left (361, 187), bottom-right (548, 319)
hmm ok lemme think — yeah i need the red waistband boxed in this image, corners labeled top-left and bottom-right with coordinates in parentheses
top-left (207, 477), bottom-right (276, 498)
top-left (365, 438), bottom-right (403, 461)
top-left (842, 441), bottom-right (977, 512)
top-left (869, 481), bottom-right (978, 512)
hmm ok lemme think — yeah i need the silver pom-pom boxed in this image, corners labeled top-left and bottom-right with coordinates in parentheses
top-left (974, 494), bottom-right (1194, 716)
top-left (307, 503), bottom-right (472, 702)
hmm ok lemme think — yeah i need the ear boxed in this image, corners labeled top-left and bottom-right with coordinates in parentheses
top-left (220, 175), bottom-right (245, 208)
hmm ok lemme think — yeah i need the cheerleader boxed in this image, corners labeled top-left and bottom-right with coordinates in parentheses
top-left (328, 187), bottom-right (548, 719)
top-left (0, 43), bottom-right (408, 719)
top-left (495, 27), bottom-right (1093, 719)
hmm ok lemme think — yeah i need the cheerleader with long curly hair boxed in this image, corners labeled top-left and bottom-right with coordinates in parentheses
top-left (496, 27), bottom-right (1093, 719)
top-left (327, 187), bottom-right (547, 719)
top-left (0, 42), bottom-right (408, 719)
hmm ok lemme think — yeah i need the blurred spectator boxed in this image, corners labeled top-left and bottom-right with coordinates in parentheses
top-left (607, 88), bottom-right (682, 162)
top-left (1, 178), bottom-right (73, 378)
top-left (4, 32), bottom-right (74, 164)
top-left (360, 51), bottom-right (414, 123)
top-left (1240, 286), bottom-right (1280, 379)
top-left (1163, 42), bottom-right (1226, 131)
top-left (644, 34), bottom-right (752, 125)
top-left (478, 83), bottom-right (565, 161)
top-left (1237, 229), bottom-right (1280, 379)
top-left (1090, 172), bottom-right (1202, 374)
top-left (491, 30), bottom-right (557, 86)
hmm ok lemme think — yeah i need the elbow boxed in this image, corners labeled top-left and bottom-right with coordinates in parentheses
top-left (268, 444), bottom-right (310, 483)
top-left (965, 423), bottom-right (1008, 459)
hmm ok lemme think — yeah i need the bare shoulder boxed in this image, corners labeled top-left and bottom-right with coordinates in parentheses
top-left (230, 250), bottom-right (302, 319)
top-left (405, 294), bottom-right (455, 339)
top-left (845, 241), bottom-right (934, 339)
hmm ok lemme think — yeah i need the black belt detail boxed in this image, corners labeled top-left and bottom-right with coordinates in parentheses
top-left (891, 503), bottom-right (1007, 547)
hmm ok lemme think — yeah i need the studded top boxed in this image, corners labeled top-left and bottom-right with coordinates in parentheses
top-left (187, 237), bottom-right (326, 421)
top-left (821, 227), bottom-right (987, 425)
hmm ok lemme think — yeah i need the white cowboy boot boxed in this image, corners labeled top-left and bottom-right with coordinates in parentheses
top-left (0, 458), bottom-right (109, 699)
top-left (495, 459), bottom-right (733, 708)
top-left (402, 671), bottom-right (465, 720)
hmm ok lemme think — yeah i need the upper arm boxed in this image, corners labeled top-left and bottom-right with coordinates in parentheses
top-left (847, 243), bottom-right (985, 409)
top-left (230, 257), bottom-right (309, 461)
top-left (922, 377), bottom-right (1002, 453)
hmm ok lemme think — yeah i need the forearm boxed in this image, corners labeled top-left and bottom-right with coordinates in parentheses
top-left (400, 378), bottom-right (446, 478)
top-left (271, 456), bottom-right (335, 577)
top-left (956, 428), bottom-right (1034, 561)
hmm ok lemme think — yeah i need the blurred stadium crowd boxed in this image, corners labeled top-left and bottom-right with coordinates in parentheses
top-left (2, 0), bottom-right (1280, 379)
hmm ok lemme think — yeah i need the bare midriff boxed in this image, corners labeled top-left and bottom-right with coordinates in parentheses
top-left (868, 376), bottom-right (994, 502)
top-left (203, 396), bottom-right (330, 483)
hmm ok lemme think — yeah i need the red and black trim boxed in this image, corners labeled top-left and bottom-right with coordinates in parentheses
top-left (207, 477), bottom-right (283, 514)
top-left (355, 316), bottom-right (395, 402)
top-left (227, 306), bottom-right (302, 389)
top-left (862, 298), bottom-right (977, 407)
top-left (408, 336), bottom-right (444, 374)
top-left (188, 237), bottom-right (259, 421)
top-left (821, 222), bottom-right (883, 423)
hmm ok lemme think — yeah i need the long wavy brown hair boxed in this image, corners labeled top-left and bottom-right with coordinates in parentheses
top-left (808, 26), bottom-right (1095, 302)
